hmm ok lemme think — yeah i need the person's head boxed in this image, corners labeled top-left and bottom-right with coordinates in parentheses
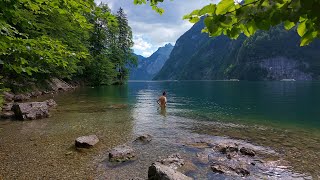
top-left (162, 91), bottom-right (166, 96)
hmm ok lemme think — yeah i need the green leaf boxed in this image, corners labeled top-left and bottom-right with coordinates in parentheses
top-left (284, 20), bottom-right (295, 30)
top-left (300, 31), bottom-right (317, 46)
top-left (297, 21), bottom-right (307, 37)
top-left (198, 4), bottom-right (216, 16)
top-left (189, 17), bottom-right (200, 23)
top-left (244, 0), bottom-right (256, 4)
top-left (240, 24), bottom-right (250, 37)
top-left (247, 20), bottom-right (257, 35)
top-left (216, 0), bottom-right (235, 15)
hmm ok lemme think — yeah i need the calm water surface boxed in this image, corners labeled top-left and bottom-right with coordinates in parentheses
top-left (0, 81), bottom-right (320, 179)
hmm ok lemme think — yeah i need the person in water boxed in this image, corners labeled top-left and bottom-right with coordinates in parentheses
top-left (157, 91), bottom-right (167, 108)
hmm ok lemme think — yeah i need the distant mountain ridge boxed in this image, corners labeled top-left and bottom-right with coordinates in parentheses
top-left (154, 21), bottom-right (320, 81)
top-left (130, 43), bottom-right (173, 80)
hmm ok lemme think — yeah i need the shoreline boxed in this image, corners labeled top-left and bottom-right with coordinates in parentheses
top-left (0, 78), bottom-right (77, 120)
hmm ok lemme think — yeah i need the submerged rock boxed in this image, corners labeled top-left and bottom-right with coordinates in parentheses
top-left (109, 144), bottom-right (136, 162)
top-left (75, 135), bottom-right (99, 148)
top-left (157, 153), bottom-right (185, 170)
top-left (211, 163), bottom-right (250, 177)
top-left (12, 101), bottom-right (50, 120)
top-left (148, 162), bottom-right (192, 180)
top-left (216, 143), bottom-right (239, 154)
top-left (240, 147), bottom-right (255, 157)
top-left (135, 134), bottom-right (152, 143)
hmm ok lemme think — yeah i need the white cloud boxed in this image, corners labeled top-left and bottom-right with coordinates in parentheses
top-left (141, 50), bottom-right (154, 57)
top-left (96, 0), bottom-right (219, 56)
top-left (133, 35), bottom-right (152, 50)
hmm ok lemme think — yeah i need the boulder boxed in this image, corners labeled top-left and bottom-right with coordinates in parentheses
top-left (75, 135), bottom-right (99, 148)
top-left (157, 153), bottom-right (184, 170)
top-left (217, 143), bottom-right (239, 154)
top-left (148, 162), bottom-right (193, 180)
top-left (3, 92), bottom-right (14, 102)
top-left (47, 78), bottom-right (74, 91)
top-left (240, 147), bottom-right (255, 157)
top-left (211, 163), bottom-right (250, 177)
top-left (109, 144), bottom-right (136, 162)
top-left (13, 94), bottom-right (30, 102)
top-left (211, 164), bottom-right (236, 175)
top-left (11, 100), bottom-right (56, 120)
top-left (45, 99), bottom-right (57, 108)
top-left (135, 134), bottom-right (152, 143)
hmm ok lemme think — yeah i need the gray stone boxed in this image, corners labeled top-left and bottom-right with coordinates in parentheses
top-left (211, 163), bottom-right (250, 177)
top-left (47, 78), bottom-right (74, 91)
top-left (135, 134), bottom-right (152, 143)
top-left (109, 144), bottom-right (135, 162)
top-left (45, 99), bottom-right (57, 108)
top-left (12, 101), bottom-right (50, 120)
top-left (75, 135), bottom-right (99, 148)
top-left (240, 147), bottom-right (255, 157)
top-left (3, 92), bottom-right (14, 102)
top-left (2, 103), bottom-right (13, 111)
top-left (13, 94), bottom-right (30, 102)
top-left (148, 162), bottom-right (192, 180)
top-left (217, 143), bottom-right (239, 154)
top-left (157, 153), bottom-right (184, 170)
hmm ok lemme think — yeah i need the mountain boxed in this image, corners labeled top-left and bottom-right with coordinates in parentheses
top-left (129, 43), bottom-right (174, 80)
top-left (154, 21), bottom-right (320, 81)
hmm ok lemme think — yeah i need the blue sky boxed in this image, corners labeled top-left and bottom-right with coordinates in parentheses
top-left (95, 0), bottom-right (217, 57)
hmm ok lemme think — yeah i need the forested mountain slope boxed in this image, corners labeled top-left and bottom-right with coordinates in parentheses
top-left (154, 21), bottom-right (320, 81)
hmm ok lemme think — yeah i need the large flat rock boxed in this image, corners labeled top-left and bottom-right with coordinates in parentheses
top-left (75, 135), bottom-right (99, 148)
top-left (148, 162), bottom-right (193, 180)
top-left (11, 99), bottom-right (56, 120)
top-left (109, 144), bottom-right (136, 162)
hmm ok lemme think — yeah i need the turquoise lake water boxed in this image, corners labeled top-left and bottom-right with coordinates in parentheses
top-left (1, 81), bottom-right (319, 179)
top-left (125, 81), bottom-right (320, 129)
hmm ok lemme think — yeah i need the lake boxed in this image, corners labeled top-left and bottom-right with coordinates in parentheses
top-left (0, 81), bottom-right (319, 179)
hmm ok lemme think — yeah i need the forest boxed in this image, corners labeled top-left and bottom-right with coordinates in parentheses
top-left (0, 0), bottom-right (136, 105)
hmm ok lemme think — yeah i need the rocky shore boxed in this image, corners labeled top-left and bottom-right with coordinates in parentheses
top-left (0, 78), bottom-right (75, 120)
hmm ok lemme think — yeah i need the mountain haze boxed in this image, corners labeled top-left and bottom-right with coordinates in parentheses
top-left (130, 44), bottom-right (173, 80)
top-left (154, 21), bottom-right (320, 81)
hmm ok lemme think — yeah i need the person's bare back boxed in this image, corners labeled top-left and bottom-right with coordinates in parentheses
top-left (157, 91), bottom-right (167, 108)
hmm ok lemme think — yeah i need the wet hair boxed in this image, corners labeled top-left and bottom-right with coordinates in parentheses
top-left (163, 91), bottom-right (166, 96)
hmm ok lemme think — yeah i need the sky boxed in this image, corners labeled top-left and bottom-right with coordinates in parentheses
top-left (95, 0), bottom-right (218, 57)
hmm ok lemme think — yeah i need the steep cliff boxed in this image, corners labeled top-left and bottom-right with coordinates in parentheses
top-left (154, 21), bottom-right (320, 81)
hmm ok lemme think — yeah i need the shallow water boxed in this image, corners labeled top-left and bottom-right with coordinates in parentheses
top-left (0, 81), bottom-right (320, 179)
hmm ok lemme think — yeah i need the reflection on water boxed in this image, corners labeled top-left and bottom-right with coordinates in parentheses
top-left (0, 81), bottom-right (320, 179)
top-left (159, 107), bottom-right (167, 117)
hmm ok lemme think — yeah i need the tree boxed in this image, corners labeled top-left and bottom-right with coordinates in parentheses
top-left (0, 0), bottom-right (95, 86)
top-left (115, 8), bottom-right (136, 84)
top-left (134, 0), bottom-right (320, 46)
top-left (85, 3), bottom-right (118, 85)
